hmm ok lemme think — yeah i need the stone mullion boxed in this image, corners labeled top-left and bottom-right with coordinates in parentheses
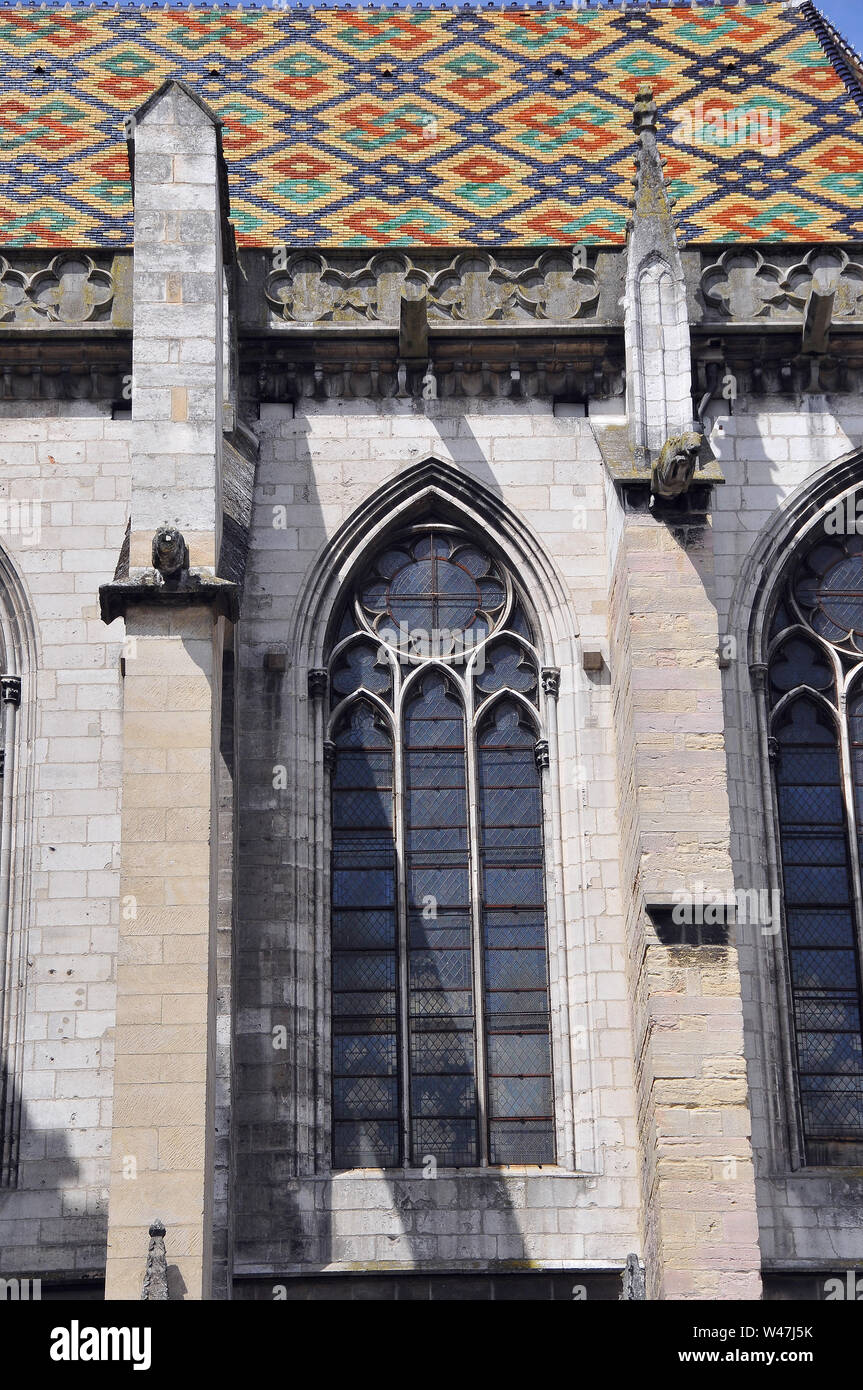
top-left (0, 675), bottom-right (21, 1184)
top-left (835, 667), bottom-right (863, 1133)
top-left (464, 675), bottom-right (489, 1168)
top-left (308, 668), bottom-right (328, 1176)
top-left (539, 665), bottom-right (576, 1170)
top-left (391, 684), bottom-right (411, 1167)
top-left (750, 660), bottom-right (805, 1171)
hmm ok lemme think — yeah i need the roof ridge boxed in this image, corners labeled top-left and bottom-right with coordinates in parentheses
top-left (0, 1), bottom-right (791, 9)
top-left (801, 0), bottom-right (863, 115)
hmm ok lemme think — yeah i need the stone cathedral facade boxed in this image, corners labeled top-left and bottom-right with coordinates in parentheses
top-left (1, 1), bottom-right (863, 1301)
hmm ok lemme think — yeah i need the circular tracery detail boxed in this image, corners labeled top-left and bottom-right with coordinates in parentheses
top-left (328, 525), bottom-right (542, 722)
top-left (791, 531), bottom-right (863, 656)
top-left (355, 528), bottom-right (509, 658)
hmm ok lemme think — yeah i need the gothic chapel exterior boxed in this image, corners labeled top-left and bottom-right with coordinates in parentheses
top-left (1, 0), bottom-right (863, 1300)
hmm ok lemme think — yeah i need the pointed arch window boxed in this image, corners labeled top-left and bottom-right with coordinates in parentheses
top-left (327, 525), bottom-right (555, 1169)
top-left (767, 526), bottom-right (863, 1161)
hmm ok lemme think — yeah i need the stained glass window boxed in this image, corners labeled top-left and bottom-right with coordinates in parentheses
top-left (327, 524), bottom-right (555, 1169)
top-left (768, 518), bottom-right (863, 1157)
top-left (331, 704), bottom-right (400, 1168)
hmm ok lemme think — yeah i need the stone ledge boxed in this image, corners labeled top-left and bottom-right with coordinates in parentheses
top-left (99, 574), bottom-right (238, 625)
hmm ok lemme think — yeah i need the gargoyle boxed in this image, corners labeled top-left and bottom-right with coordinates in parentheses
top-left (151, 525), bottom-right (189, 582)
top-left (651, 430), bottom-right (703, 500)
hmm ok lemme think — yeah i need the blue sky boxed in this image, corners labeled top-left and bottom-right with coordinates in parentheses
top-left (818, 0), bottom-right (863, 55)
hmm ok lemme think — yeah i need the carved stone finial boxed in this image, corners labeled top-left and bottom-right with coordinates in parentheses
top-left (621, 1252), bottom-right (646, 1301)
top-left (624, 81), bottom-right (694, 477)
top-left (767, 735), bottom-right (780, 765)
top-left (541, 667), bottom-right (560, 699)
top-left (308, 669), bottom-right (328, 699)
top-left (151, 526), bottom-right (188, 581)
top-left (651, 431), bottom-right (703, 500)
top-left (1, 675), bottom-right (21, 706)
top-left (323, 739), bottom-right (337, 773)
top-left (534, 739), bottom-right (550, 771)
top-left (141, 1219), bottom-right (168, 1301)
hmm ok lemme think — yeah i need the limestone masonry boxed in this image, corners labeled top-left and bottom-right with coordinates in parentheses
top-left (1, 2), bottom-right (863, 1301)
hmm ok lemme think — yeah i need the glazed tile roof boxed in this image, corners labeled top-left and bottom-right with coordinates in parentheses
top-left (1, 2), bottom-right (862, 248)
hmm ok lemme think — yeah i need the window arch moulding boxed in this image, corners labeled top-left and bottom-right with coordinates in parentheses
top-left (286, 459), bottom-right (597, 1177)
top-left (0, 543), bottom-right (38, 1188)
top-left (751, 467), bottom-right (863, 1167)
top-left (326, 522), bottom-right (554, 1171)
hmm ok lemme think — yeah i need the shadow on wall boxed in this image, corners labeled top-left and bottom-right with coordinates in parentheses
top-left (0, 1056), bottom-right (102, 1296)
top-left (232, 399), bottom-right (551, 1286)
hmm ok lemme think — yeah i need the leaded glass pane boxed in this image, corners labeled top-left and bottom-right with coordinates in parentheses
top-left (475, 639), bottom-right (538, 707)
top-left (774, 696), bottom-right (863, 1147)
top-left (331, 704), bottom-right (400, 1168)
top-left (330, 640), bottom-right (392, 708)
top-left (849, 689), bottom-right (863, 880)
top-left (793, 531), bottom-right (863, 655)
top-left (489, 1120), bottom-right (555, 1165)
top-left (333, 1121), bottom-right (400, 1169)
top-left (404, 674), bottom-right (478, 1166)
top-left (507, 602), bottom-right (534, 641)
top-left (770, 598), bottom-right (794, 639)
top-left (478, 700), bottom-right (554, 1166)
top-left (769, 635), bottom-right (833, 700)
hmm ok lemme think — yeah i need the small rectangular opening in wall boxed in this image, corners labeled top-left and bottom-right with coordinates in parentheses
top-left (762, 1272), bottom-right (860, 1301)
top-left (586, 397), bottom-right (626, 421)
top-left (552, 400), bottom-right (586, 417)
top-left (36, 1279), bottom-right (105, 1301)
top-left (112, 406), bottom-right (131, 421)
top-left (645, 901), bottom-right (734, 946)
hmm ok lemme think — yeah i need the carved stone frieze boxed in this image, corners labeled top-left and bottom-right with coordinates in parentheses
top-left (244, 355), bottom-right (625, 406)
top-left (0, 260), bottom-right (27, 321)
top-left (0, 253), bottom-right (115, 326)
top-left (1, 356), bottom-right (131, 403)
top-left (692, 341), bottom-right (863, 397)
top-left (699, 245), bottom-right (863, 322)
top-left (266, 251), bottom-right (424, 325)
top-left (784, 247), bottom-right (863, 319)
top-left (700, 249), bottom-right (785, 320)
top-left (264, 249), bottom-right (600, 329)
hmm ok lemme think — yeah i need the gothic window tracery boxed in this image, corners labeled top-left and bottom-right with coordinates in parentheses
top-left (327, 524), bottom-right (555, 1169)
top-left (768, 526), bottom-right (863, 1156)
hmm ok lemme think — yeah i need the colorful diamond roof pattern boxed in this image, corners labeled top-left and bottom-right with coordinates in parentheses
top-left (0, 2), bottom-right (862, 248)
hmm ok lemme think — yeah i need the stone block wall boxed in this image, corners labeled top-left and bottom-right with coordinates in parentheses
top-left (0, 401), bottom-right (129, 1287)
top-left (606, 483), bottom-right (761, 1299)
top-left (103, 603), bottom-right (224, 1300)
top-left (2, 379), bottom-right (862, 1296)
